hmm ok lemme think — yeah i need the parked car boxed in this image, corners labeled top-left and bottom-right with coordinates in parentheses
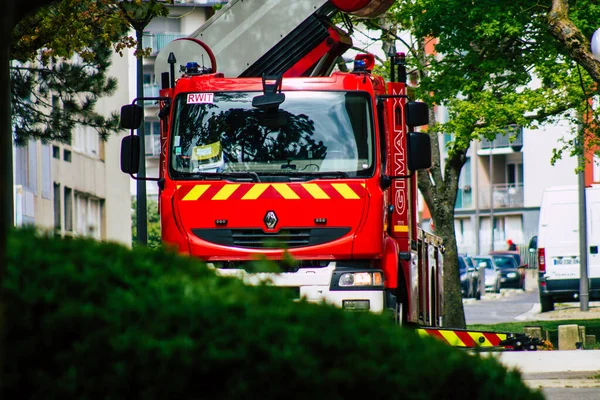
top-left (459, 255), bottom-right (480, 299)
top-left (472, 256), bottom-right (501, 293)
top-left (490, 254), bottom-right (526, 290)
top-left (489, 250), bottom-right (528, 269)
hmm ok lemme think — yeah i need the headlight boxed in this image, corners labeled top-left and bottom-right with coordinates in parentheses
top-left (338, 271), bottom-right (384, 287)
top-left (507, 272), bottom-right (517, 278)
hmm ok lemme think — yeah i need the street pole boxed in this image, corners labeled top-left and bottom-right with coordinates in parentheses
top-left (489, 142), bottom-right (495, 252)
top-left (136, 28), bottom-right (147, 245)
top-left (577, 133), bottom-right (589, 311)
top-left (474, 142), bottom-right (480, 255)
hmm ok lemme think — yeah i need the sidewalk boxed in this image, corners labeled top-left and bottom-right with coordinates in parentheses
top-left (475, 292), bottom-right (600, 389)
top-left (521, 371), bottom-right (600, 389)
top-left (511, 300), bottom-right (600, 322)
top-left (485, 350), bottom-right (600, 389)
top-left (528, 301), bottom-right (600, 321)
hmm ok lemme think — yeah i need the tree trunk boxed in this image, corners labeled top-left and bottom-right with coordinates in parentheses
top-left (548, 0), bottom-right (600, 83)
top-left (427, 195), bottom-right (466, 329)
top-left (0, 0), bottom-right (16, 389)
top-left (2, 0), bottom-right (58, 387)
top-left (416, 102), bottom-right (467, 328)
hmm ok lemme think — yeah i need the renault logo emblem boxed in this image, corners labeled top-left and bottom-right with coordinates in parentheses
top-left (264, 210), bottom-right (278, 229)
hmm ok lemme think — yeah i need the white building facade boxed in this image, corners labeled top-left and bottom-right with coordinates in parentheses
top-left (13, 51), bottom-right (133, 245)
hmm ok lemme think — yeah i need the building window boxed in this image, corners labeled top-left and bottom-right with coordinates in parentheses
top-left (54, 183), bottom-right (61, 231)
top-left (144, 120), bottom-right (162, 156)
top-left (63, 149), bottom-right (72, 162)
top-left (455, 218), bottom-right (465, 244)
top-left (506, 162), bottom-right (523, 186)
top-left (74, 193), bottom-right (103, 240)
top-left (14, 139), bottom-right (37, 192)
top-left (52, 145), bottom-right (60, 159)
top-left (73, 125), bottom-right (99, 157)
top-left (64, 187), bottom-right (73, 232)
top-left (493, 216), bottom-right (506, 243)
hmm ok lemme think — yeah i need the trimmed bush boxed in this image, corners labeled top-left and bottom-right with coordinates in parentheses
top-left (2, 229), bottom-right (543, 399)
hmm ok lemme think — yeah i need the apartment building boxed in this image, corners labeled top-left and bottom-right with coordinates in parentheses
top-left (13, 49), bottom-right (133, 245)
top-left (444, 119), bottom-right (579, 256)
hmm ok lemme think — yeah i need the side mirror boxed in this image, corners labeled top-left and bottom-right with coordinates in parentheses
top-left (121, 135), bottom-right (140, 174)
top-left (407, 132), bottom-right (432, 170)
top-left (528, 235), bottom-right (538, 253)
top-left (406, 101), bottom-right (429, 127)
top-left (120, 104), bottom-right (143, 130)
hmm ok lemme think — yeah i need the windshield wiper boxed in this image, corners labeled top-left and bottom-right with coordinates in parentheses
top-left (256, 171), bottom-right (349, 180)
top-left (299, 171), bottom-right (349, 179)
top-left (176, 171), bottom-right (261, 182)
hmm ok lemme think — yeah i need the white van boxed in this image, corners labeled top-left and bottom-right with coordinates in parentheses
top-left (536, 185), bottom-right (600, 312)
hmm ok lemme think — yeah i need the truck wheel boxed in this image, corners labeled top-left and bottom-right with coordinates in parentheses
top-left (540, 295), bottom-right (554, 312)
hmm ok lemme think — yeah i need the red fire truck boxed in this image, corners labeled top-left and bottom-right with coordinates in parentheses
top-left (119, 1), bottom-right (549, 350)
top-left (120, 0), bottom-right (444, 328)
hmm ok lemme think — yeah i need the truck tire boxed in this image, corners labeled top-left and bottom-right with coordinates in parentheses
top-left (540, 294), bottom-right (554, 312)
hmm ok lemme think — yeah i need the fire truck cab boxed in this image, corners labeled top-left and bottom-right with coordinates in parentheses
top-left (120, 0), bottom-right (444, 327)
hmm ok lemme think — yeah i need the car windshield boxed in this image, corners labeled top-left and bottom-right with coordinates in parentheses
top-left (473, 258), bottom-right (493, 269)
top-left (492, 256), bottom-right (517, 269)
top-left (169, 91), bottom-right (374, 179)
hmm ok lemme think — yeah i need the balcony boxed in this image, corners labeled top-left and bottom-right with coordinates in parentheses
top-left (480, 125), bottom-right (523, 151)
top-left (478, 183), bottom-right (524, 209)
top-left (142, 33), bottom-right (187, 56)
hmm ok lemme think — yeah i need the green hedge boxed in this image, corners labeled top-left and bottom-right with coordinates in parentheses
top-left (2, 229), bottom-right (543, 399)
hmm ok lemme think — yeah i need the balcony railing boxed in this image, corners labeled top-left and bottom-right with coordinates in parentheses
top-left (478, 183), bottom-right (524, 209)
top-left (480, 125), bottom-right (523, 150)
top-left (142, 33), bottom-right (187, 56)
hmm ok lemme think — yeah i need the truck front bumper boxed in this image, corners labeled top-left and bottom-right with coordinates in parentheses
top-left (212, 262), bottom-right (386, 313)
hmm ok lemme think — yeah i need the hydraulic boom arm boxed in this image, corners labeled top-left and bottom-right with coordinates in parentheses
top-left (186, 0), bottom-right (393, 78)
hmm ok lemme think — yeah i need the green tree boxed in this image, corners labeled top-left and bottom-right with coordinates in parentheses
top-left (1, 0), bottom-right (172, 382)
top-left (363, 0), bottom-right (600, 328)
top-left (132, 199), bottom-right (162, 249)
top-left (11, 0), bottom-right (172, 144)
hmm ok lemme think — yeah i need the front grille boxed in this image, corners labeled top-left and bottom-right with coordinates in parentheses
top-left (192, 227), bottom-right (350, 249)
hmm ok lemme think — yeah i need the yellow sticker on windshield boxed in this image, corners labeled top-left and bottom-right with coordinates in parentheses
top-left (192, 142), bottom-right (221, 161)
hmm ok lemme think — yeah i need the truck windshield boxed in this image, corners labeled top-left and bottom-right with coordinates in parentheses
top-left (169, 91), bottom-right (374, 179)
